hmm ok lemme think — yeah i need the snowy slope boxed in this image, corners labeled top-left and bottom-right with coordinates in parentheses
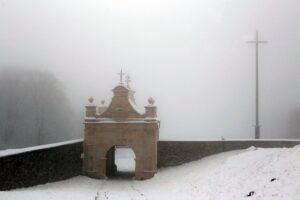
top-left (1, 146), bottom-right (299, 200)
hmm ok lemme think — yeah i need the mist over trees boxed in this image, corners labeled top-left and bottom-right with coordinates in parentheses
top-left (0, 67), bottom-right (76, 149)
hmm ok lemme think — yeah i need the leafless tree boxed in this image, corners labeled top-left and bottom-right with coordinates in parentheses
top-left (0, 67), bottom-right (75, 149)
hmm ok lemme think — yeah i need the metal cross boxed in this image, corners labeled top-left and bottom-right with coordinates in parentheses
top-left (117, 69), bottom-right (125, 84)
top-left (247, 30), bottom-right (268, 139)
top-left (125, 75), bottom-right (131, 88)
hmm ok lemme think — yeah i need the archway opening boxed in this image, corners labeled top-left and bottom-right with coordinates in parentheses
top-left (106, 145), bottom-right (136, 179)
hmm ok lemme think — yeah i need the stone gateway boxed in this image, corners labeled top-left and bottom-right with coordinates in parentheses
top-left (83, 75), bottom-right (159, 180)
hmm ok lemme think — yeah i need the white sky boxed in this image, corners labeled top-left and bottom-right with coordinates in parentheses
top-left (0, 0), bottom-right (300, 139)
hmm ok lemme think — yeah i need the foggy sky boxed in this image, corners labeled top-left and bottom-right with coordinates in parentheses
top-left (1, 0), bottom-right (300, 140)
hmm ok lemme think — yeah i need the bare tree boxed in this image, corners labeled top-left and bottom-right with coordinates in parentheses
top-left (0, 67), bottom-right (75, 149)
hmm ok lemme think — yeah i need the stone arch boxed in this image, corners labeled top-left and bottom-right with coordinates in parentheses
top-left (103, 143), bottom-right (140, 160)
top-left (84, 79), bottom-right (159, 180)
top-left (105, 144), bottom-right (138, 178)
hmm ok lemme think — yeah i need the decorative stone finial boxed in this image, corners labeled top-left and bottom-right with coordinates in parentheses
top-left (88, 97), bottom-right (94, 104)
top-left (101, 99), bottom-right (105, 106)
top-left (86, 97), bottom-right (96, 117)
top-left (148, 97), bottom-right (155, 105)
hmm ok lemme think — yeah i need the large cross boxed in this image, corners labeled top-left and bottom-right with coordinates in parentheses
top-left (247, 30), bottom-right (268, 139)
top-left (117, 69), bottom-right (125, 84)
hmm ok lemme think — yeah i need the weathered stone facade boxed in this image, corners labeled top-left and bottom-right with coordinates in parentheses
top-left (83, 78), bottom-right (159, 180)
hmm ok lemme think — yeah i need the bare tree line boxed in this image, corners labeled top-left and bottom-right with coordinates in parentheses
top-left (0, 67), bottom-right (76, 149)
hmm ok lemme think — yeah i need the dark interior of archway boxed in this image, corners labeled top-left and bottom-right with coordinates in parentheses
top-left (106, 146), bottom-right (135, 179)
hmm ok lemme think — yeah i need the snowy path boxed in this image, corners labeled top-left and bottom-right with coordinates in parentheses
top-left (94, 179), bottom-right (149, 200)
top-left (92, 149), bottom-right (241, 200)
top-left (1, 146), bottom-right (300, 200)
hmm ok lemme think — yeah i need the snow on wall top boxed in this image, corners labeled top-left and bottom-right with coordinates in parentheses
top-left (0, 139), bottom-right (83, 158)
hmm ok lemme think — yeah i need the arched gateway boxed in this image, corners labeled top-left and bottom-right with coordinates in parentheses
top-left (83, 74), bottom-right (159, 180)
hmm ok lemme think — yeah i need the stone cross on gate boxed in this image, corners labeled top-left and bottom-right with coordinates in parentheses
top-left (117, 69), bottom-right (125, 84)
top-left (125, 75), bottom-right (131, 88)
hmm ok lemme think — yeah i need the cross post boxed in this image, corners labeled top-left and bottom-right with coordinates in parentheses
top-left (247, 30), bottom-right (268, 139)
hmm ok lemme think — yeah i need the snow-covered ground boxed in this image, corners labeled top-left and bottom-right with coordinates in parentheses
top-left (1, 146), bottom-right (300, 200)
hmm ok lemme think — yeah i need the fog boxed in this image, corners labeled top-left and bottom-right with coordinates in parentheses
top-left (1, 0), bottom-right (300, 140)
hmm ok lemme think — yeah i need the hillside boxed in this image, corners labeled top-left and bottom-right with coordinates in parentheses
top-left (1, 145), bottom-right (299, 200)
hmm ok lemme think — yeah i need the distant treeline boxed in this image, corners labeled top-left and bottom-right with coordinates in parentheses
top-left (0, 67), bottom-right (76, 149)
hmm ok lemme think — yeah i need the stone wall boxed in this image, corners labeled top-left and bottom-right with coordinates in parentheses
top-left (1, 139), bottom-right (300, 190)
top-left (157, 140), bottom-right (300, 167)
top-left (0, 142), bottom-right (83, 191)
